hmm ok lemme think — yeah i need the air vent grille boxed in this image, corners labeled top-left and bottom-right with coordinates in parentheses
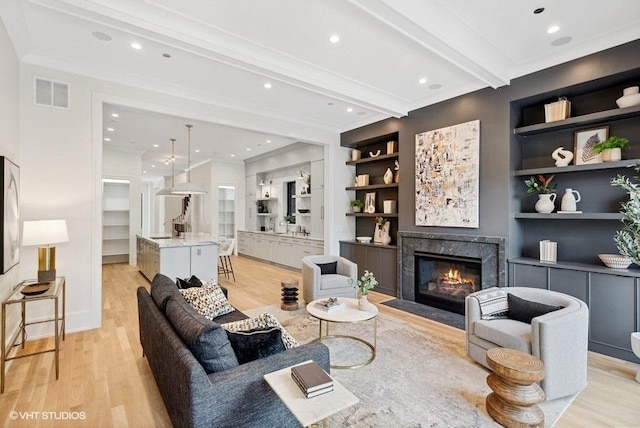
top-left (34, 77), bottom-right (69, 109)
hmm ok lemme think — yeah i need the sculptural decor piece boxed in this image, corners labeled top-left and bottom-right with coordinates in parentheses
top-left (551, 147), bottom-right (573, 167)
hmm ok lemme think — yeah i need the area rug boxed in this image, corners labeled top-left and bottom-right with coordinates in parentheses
top-left (381, 299), bottom-right (466, 330)
top-left (245, 305), bottom-right (575, 427)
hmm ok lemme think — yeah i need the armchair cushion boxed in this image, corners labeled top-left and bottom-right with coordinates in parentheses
top-left (473, 319), bottom-right (531, 353)
top-left (316, 261), bottom-right (337, 275)
top-left (507, 293), bottom-right (563, 324)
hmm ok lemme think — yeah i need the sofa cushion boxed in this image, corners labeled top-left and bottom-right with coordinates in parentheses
top-left (473, 319), bottom-right (532, 354)
top-left (222, 313), bottom-right (299, 349)
top-left (165, 297), bottom-right (239, 373)
top-left (150, 273), bottom-right (182, 311)
top-left (316, 261), bottom-right (337, 275)
top-left (177, 275), bottom-right (203, 289)
top-left (507, 293), bottom-right (563, 324)
top-left (180, 284), bottom-right (235, 320)
top-left (319, 274), bottom-right (350, 290)
top-left (226, 327), bottom-right (286, 364)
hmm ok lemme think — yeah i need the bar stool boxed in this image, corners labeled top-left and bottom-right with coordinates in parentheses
top-left (218, 239), bottom-right (236, 281)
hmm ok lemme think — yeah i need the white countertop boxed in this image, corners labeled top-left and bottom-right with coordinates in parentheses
top-left (239, 230), bottom-right (323, 242)
top-left (137, 234), bottom-right (225, 248)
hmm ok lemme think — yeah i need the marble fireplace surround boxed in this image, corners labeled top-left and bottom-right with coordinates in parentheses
top-left (398, 232), bottom-right (507, 303)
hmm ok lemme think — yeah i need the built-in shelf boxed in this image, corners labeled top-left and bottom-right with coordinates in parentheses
top-left (509, 257), bottom-right (640, 278)
top-left (514, 104), bottom-right (640, 136)
top-left (514, 212), bottom-right (621, 220)
top-left (514, 159), bottom-right (640, 176)
top-left (340, 239), bottom-right (398, 250)
top-left (103, 236), bottom-right (129, 241)
top-left (346, 152), bottom-right (398, 166)
top-left (292, 194), bottom-right (311, 198)
top-left (345, 183), bottom-right (399, 191)
top-left (346, 212), bottom-right (399, 218)
top-left (257, 213), bottom-right (277, 217)
top-left (256, 197), bottom-right (278, 201)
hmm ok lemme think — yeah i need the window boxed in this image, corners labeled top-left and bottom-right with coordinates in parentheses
top-left (286, 181), bottom-right (296, 223)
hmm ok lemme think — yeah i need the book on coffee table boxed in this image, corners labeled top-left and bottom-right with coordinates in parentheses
top-left (291, 361), bottom-right (333, 396)
top-left (314, 298), bottom-right (345, 312)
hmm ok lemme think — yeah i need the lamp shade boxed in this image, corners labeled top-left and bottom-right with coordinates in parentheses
top-left (170, 182), bottom-right (208, 195)
top-left (22, 220), bottom-right (69, 246)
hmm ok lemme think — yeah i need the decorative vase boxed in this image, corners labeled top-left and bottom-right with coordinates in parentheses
top-left (394, 170), bottom-right (399, 183)
top-left (383, 168), bottom-right (393, 184)
top-left (560, 188), bottom-right (581, 212)
top-left (616, 86), bottom-right (640, 108)
top-left (373, 221), bottom-right (391, 244)
top-left (351, 149), bottom-right (361, 161)
top-left (535, 193), bottom-right (556, 213)
top-left (610, 147), bottom-right (622, 162)
top-left (352, 206), bottom-right (362, 213)
top-left (358, 292), bottom-right (373, 311)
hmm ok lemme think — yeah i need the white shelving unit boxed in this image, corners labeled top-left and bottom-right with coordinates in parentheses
top-left (102, 179), bottom-right (131, 264)
top-left (217, 186), bottom-right (236, 238)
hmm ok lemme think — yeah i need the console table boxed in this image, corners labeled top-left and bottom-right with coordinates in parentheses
top-left (1, 276), bottom-right (66, 393)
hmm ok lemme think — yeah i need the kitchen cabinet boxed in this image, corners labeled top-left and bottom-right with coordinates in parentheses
top-left (136, 236), bottom-right (218, 282)
top-left (237, 231), bottom-right (323, 269)
top-left (340, 241), bottom-right (397, 297)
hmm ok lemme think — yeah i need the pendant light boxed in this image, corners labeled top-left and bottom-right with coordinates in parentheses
top-left (156, 138), bottom-right (180, 196)
top-left (171, 124), bottom-right (207, 195)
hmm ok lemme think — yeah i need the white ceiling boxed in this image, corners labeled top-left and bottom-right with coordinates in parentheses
top-left (2, 0), bottom-right (640, 180)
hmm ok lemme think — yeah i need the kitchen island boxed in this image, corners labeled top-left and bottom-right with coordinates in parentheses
top-left (136, 235), bottom-right (223, 282)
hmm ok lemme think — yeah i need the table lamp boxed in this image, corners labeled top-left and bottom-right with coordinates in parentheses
top-left (22, 219), bottom-right (69, 282)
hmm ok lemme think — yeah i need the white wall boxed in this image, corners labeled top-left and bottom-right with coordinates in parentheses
top-left (0, 18), bottom-right (22, 350)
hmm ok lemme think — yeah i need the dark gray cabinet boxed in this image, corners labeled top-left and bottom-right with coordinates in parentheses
top-left (340, 241), bottom-right (397, 297)
top-left (509, 259), bottom-right (640, 362)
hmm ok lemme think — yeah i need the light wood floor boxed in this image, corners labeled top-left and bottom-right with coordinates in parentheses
top-left (1, 256), bottom-right (639, 427)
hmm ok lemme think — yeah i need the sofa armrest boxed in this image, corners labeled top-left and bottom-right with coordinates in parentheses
top-left (336, 257), bottom-right (357, 281)
top-left (302, 259), bottom-right (321, 302)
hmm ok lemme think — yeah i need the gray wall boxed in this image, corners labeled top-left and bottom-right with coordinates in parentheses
top-left (342, 40), bottom-right (640, 259)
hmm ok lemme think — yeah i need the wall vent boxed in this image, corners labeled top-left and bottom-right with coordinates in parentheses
top-left (34, 77), bottom-right (70, 109)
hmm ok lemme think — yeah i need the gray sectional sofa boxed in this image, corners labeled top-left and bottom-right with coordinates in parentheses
top-left (137, 273), bottom-right (330, 428)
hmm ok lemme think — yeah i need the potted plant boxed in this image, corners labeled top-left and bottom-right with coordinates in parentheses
top-left (609, 165), bottom-right (640, 267)
top-left (524, 175), bottom-right (557, 213)
top-left (348, 270), bottom-right (378, 310)
top-left (350, 199), bottom-right (364, 213)
top-left (593, 136), bottom-right (629, 162)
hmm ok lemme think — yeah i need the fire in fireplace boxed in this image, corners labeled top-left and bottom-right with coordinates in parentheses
top-left (415, 252), bottom-right (481, 314)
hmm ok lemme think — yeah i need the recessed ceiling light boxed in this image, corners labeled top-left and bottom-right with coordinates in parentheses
top-left (533, 7), bottom-right (545, 14)
top-left (264, 82), bottom-right (272, 89)
top-left (329, 34), bottom-right (340, 44)
top-left (195, 149), bottom-right (200, 153)
top-left (547, 25), bottom-right (560, 34)
top-left (230, 154), bottom-right (236, 157)
top-left (92, 31), bottom-right (112, 41)
top-left (246, 148), bottom-right (252, 151)
top-left (418, 77), bottom-right (428, 85)
top-left (107, 127), bottom-right (114, 132)
top-left (131, 42), bottom-right (142, 50)
top-left (151, 164), bottom-right (155, 168)
top-left (143, 170), bottom-right (147, 174)
top-left (551, 36), bottom-right (572, 46)
top-left (164, 160), bottom-right (169, 165)
top-left (266, 139), bottom-right (272, 143)
top-left (153, 144), bottom-right (159, 148)
top-left (104, 137), bottom-right (111, 142)
top-left (162, 53), bottom-right (171, 58)
top-left (111, 113), bottom-right (119, 118)
top-left (346, 107), bottom-right (353, 113)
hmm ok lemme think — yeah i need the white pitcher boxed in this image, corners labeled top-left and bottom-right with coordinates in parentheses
top-left (561, 188), bottom-right (581, 212)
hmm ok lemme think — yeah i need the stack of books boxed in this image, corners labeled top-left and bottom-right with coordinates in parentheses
top-left (314, 297), bottom-right (345, 312)
top-left (291, 361), bottom-right (333, 398)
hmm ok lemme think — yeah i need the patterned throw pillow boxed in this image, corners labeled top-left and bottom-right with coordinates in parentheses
top-left (222, 313), bottom-right (300, 349)
top-left (472, 287), bottom-right (509, 320)
top-left (179, 284), bottom-right (235, 320)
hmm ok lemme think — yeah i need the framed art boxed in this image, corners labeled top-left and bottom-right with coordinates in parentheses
top-left (0, 156), bottom-right (20, 274)
top-left (365, 192), bottom-right (376, 214)
top-left (415, 120), bottom-right (480, 228)
top-left (574, 126), bottom-right (608, 165)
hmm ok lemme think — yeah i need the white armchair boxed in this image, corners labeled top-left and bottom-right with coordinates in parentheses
top-left (301, 255), bottom-right (357, 303)
top-left (465, 287), bottom-right (589, 401)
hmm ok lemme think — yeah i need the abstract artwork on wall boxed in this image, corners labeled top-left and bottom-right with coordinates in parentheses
top-left (0, 156), bottom-right (20, 273)
top-left (415, 120), bottom-right (480, 228)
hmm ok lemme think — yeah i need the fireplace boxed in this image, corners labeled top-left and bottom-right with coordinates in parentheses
top-left (399, 232), bottom-right (506, 314)
top-left (415, 252), bottom-right (481, 314)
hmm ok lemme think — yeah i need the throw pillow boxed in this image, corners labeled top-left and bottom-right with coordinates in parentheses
top-left (165, 298), bottom-right (239, 373)
top-left (507, 293), bottom-right (564, 324)
top-left (316, 261), bottom-right (337, 275)
top-left (473, 287), bottom-right (509, 320)
top-left (176, 275), bottom-right (203, 289)
top-left (226, 327), bottom-right (286, 364)
top-left (222, 313), bottom-right (300, 349)
top-left (180, 284), bottom-right (235, 320)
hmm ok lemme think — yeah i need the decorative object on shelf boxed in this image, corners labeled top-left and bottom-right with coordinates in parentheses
top-left (297, 170), bottom-right (311, 194)
top-left (350, 199), bottom-right (364, 213)
top-left (394, 160), bottom-right (400, 183)
top-left (386, 141), bottom-right (396, 154)
top-left (264, 192), bottom-right (270, 198)
top-left (383, 167), bottom-right (393, 184)
top-left (535, 194), bottom-right (556, 213)
top-left (524, 174), bottom-right (557, 194)
top-left (356, 236), bottom-right (372, 244)
top-left (383, 200), bottom-right (397, 214)
top-left (611, 165), bottom-right (640, 267)
top-left (574, 126), bottom-right (608, 165)
top-left (544, 96), bottom-right (571, 123)
top-left (369, 150), bottom-right (381, 158)
top-left (373, 216), bottom-right (391, 245)
top-left (539, 240), bottom-right (557, 263)
top-left (348, 270), bottom-right (377, 311)
top-left (616, 86), bottom-right (640, 109)
top-left (415, 120), bottom-right (480, 228)
top-left (22, 219), bottom-right (69, 282)
top-left (598, 253), bottom-right (632, 269)
top-left (297, 209), bottom-right (310, 214)
top-left (356, 174), bottom-right (370, 186)
top-left (365, 192), bottom-right (376, 213)
top-left (0, 156), bottom-right (19, 274)
top-left (551, 147), bottom-right (574, 167)
top-left (256, 200), bottom-right (268, 213)
top-left (351, 149), bottom-right (361, 161)
top-left (592, 135), bottom-right (628, 162)
top-left (560, 188), bottom-right (581, 212)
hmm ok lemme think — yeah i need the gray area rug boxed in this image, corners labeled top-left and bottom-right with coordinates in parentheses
top-left (381, 299), bottom-right (466, 330)
top-left (246, 305), bottom-right (575, 428)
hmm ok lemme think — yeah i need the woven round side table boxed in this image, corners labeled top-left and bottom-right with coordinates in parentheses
top-left (280, 279), bottom-right (299, 311)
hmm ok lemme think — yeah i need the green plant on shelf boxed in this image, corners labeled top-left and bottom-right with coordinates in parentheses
top-left (611, 164), bottom-right (640, 265)
top-left (350, 199), bottom-right (364, 208)
top-left (524, 174), bottom-right (556, 194)
top-left (592, 136), bottom-right (629, 153)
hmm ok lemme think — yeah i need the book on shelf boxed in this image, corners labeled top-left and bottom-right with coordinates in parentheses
top-left (314, 298), bottom-right (345, 312)
top-left (291, 361), bottom-right (333, 395)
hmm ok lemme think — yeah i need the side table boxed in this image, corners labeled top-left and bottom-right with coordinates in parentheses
top-left (1, 276), bottom-right (66, 393)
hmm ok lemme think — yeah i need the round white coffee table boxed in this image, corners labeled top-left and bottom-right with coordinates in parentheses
top-left (306, 297), bottom-right (378, 369)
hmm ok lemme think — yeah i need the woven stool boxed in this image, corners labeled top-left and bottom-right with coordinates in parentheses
top-left (281, 279), bottom-right (299, 311)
